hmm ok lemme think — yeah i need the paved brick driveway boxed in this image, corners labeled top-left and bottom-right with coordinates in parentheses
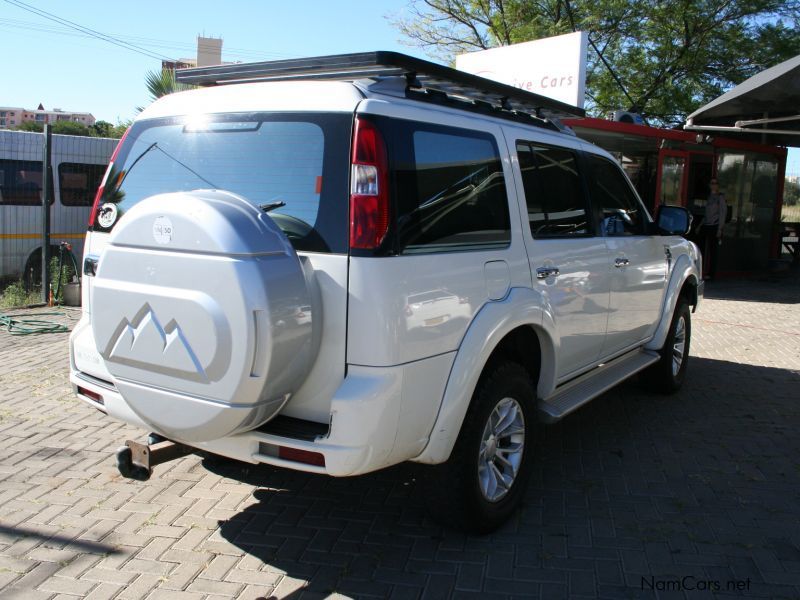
top-left (1, 273), bottom-right (798, 599)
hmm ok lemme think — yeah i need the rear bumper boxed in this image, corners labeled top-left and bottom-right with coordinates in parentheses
top-left (69, 368), bottom-right (385, 476)
top-left (71, 353), bottom-right (454, 477)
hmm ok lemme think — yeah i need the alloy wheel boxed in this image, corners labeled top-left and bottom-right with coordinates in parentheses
top-left (478, 397), bottom-right (525, 502)
top-left (672, 315), bottom-right (686, 376)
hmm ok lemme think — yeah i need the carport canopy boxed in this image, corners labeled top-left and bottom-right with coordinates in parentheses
top-left (685, 53), bottom-right (800, 147)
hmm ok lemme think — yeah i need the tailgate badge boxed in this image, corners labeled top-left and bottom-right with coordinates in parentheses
top-left (97, 203), bottom-right (118, 228)
top-left (152, 216), bottom-right (173, 245)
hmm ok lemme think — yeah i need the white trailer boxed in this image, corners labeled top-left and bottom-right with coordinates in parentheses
top-left (0, 130), bottom-right (117, 283)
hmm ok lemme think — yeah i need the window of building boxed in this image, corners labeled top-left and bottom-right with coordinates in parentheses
top-left (586, 154), bottom-right (646, 236)
top-left (382, 119), bottom-right (511, 254)
top-left (58, 163), bottom-right (107, 206)
top-left (516, 141), bottom-right (590, 237)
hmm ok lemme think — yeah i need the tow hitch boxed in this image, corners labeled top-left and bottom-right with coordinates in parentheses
top-left (115, 439), bottom-right (193, 481)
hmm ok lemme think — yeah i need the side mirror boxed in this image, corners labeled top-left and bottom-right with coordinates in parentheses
top-left (655, 205), bottom-right (692, 236)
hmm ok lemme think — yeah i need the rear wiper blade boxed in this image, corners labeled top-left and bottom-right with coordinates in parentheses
top-left (115, 142), bottom-right (158, 189)
top-left (116, 141), bottom-right (219, 192)
top-left (259, 201), bottom-right (286, 212)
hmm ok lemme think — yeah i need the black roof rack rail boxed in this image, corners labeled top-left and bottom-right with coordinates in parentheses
top-left (175, 51), bottom-right (585, 121)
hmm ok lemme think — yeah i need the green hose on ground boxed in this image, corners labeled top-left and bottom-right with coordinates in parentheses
top-left (0, 312), bottom-right (68, 335)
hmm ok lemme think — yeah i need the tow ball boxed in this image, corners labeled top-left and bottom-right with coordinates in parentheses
top-left (115, 438), bottom-right (192, 481)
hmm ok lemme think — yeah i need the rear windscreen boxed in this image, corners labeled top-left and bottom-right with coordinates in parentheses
top-left (93, 112), bottom-right (351, 253)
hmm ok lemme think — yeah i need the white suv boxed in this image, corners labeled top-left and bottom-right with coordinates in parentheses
top-left (69, 52), bottom-right (702, 532)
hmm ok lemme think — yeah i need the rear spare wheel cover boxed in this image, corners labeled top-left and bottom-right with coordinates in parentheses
top-left (91, 190), bottom-right (319, 442)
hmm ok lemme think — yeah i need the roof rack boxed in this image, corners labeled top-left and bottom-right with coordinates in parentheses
top-left (175, 51), bottom-right (585, 122)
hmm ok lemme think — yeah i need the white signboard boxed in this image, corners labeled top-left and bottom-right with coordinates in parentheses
top-left (456, 32), bottom-right (588, 108)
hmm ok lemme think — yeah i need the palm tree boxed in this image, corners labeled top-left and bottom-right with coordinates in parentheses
top-left (145, 69), bottom-right (194, 100)
top-left (137, 69), bottom-right (195, 112)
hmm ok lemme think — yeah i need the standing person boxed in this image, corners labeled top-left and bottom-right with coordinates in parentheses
top-left (702, 178), bottom-right (727, 280)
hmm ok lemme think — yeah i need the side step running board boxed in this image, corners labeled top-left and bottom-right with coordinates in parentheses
top-left (538, 349), bottom-right (659, 423)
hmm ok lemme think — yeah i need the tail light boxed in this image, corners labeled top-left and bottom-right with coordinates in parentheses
top-left (89, 127), bottom-right (130, 227)
top-left (77, 386), bottom-right (104, 405)
top-left (278, 446), bottom-right (326, 467)
top-left (350, 117), bottom-right (390, 249)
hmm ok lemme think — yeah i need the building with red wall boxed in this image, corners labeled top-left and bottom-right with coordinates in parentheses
top-left (566, 117), bottom-right (787, 274)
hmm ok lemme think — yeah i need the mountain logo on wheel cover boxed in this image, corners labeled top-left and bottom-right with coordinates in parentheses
top-left (108, 306), bottom-right (206, 379)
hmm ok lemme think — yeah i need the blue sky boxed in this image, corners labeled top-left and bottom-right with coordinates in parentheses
top-left (0, 0), bottom-right (425, 122)
top-left (2, 0), bottom-right (798, 173)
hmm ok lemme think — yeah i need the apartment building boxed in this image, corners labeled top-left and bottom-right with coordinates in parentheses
top-left (0, 104), bottom-right (95, 129)
top-left (162, 36), bottom-right (227, 72)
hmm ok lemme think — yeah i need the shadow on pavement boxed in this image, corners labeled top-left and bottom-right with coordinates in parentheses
top-left (211, 357), bottom-right (800, 599)
top-left (0, 523), bottom-right (121, 555)
top-left (705, 269), bottom-right (800, 304)
top-left (207, 458), bottom-right (440, 599)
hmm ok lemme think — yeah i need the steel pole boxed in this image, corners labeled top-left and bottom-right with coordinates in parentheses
top-left (41, 124), bottom-right (52, 303)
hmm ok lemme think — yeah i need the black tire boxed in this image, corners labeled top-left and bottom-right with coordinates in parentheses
top-left (642, 300), bottom-right (691, 393)
top-left (22, 245), bottom-right (62, 293)
top-left (423, 361), bottom-right (536, 534)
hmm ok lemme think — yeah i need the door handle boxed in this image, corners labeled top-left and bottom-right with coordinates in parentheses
top-left (536, 267), bottom-right (560, 279)
top-left (614, 257), bottom-right (630, 268)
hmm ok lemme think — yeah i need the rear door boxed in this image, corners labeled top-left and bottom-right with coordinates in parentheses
top-left (585, 153), bottom-right (668, 357)
top-left (512, 139), bottom-right (611, 381)
top-left (346, 109), bottom-right (531, 368)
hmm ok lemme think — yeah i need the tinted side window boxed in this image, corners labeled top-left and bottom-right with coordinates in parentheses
top-left (516, 142), bottom-right (588, 237)
top-left (0, 159), bottom-right (48, 205)
top-left (587, 155), bottom-right (646, 236)
top-left (59, 163), bottom-right (106, 207)
top-left (391, 123), bottom-right (510, 254)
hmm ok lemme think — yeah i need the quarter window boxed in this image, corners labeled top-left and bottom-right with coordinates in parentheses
top-left (586, 155), bottom-right (646, 236)
top-left (516, 142), bottom-right (589, 237)
top-left (389, 121), bottom-right (510, 254)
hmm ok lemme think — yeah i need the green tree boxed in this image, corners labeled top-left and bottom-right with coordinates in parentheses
top-left (14, 120), bottom-right (43, 132)
top-left (13, 119), bottom-right (127, 138)
top-left (135, 69), bottom-right (195, 113)
top-left (92, 120), bottom-right (114, 137)
top-left (785, 179), bottom-right (800, 206)
top-left (138, 69), bottom-right (194, 113)
top-left (110, 122), bottom-right (129, 138)
top-left (50, 121), bottom-right (97, 136)
top-left (92, 120), bottom-right (128, 139)
top-left (392, 0), bottom-right (800, 126)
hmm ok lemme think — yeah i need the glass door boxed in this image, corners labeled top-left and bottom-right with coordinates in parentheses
top-left (656, 150), bottom-right (687, 207)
